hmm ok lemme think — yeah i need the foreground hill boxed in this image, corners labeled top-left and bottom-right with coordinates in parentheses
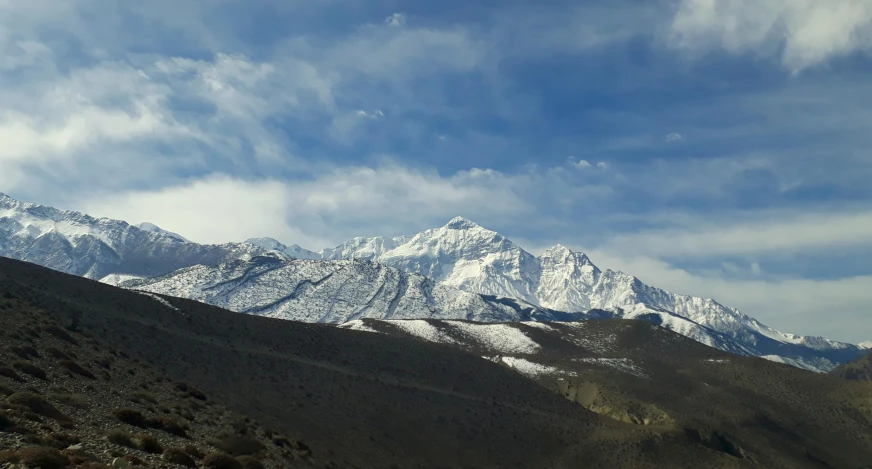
top-left (832, 351), bottom-right (872, 382)
top-left (1, 257), bottom-right (871, 468)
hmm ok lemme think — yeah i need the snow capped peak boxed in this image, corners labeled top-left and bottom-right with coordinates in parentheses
top-left (245, 237), bottom-right (320, 260)
top-left (544, 243), bottom-right (572, 255)
top-left (859, 341), bottom-right (872, 349)
top-left (136, 222), bottom-right (189, 242)
top-left (245, 237), bottom-right (287, 251)
top-left (541, 244), bottom-right (593, 266)
top-left (444, 216), bottom-right (481, 230)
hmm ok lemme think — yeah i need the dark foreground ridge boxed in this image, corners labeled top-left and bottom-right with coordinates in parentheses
top-left (833, 350), bottom-right (872, 382)
top-left (0, 256), bottom-right (871, 468)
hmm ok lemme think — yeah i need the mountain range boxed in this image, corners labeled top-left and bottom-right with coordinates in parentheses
top-left (0, 192), bottom-right (866, 371)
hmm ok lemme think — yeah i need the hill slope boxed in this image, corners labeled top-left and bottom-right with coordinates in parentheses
top-left (1, 257), bottom-right (871, 468)
top-left (832, 350), bottom-right (872, 382)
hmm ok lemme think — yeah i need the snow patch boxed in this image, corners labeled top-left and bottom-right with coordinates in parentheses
top-left (575, 358), bottom-right (648, 378)
top-left (338, 320), bottom-right (382, 334)
top-left (390, 320), bottom-right (459, 345)
top-left (499, 357), bottom-right (563, 377)
top-left (100, 273), bottom-right (143, 286)
top-left (134, 291), bottom-right (182, 313)
top-left (760, 355), bottom-right (823, 373)
top-left (521, 321), bottom-right (555, 331)
top-left (446, 322), bottom-right (540, 354)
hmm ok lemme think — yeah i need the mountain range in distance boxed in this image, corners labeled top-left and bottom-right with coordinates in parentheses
top-left (0, 192), bottom-right (867, 372)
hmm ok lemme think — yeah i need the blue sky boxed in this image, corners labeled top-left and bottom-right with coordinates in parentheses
top-left (1, 0), bottom-right (871, 342)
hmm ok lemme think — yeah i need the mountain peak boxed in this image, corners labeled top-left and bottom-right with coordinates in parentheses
top-left (541, 244), bottom-right (595, 267)
top-left (444, 216), bottom-right (482, 230)
top-left (245, 237), bottom-right (287, 251)
top-left (136, 222), bottom-right (189, 242)
top-left (0, 192), bottom-right (18, 207)
top-left (544, 243), bottom-right (572, 255)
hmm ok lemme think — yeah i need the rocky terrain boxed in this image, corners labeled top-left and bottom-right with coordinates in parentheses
top-left (1, 256), bottom-right (871, 468)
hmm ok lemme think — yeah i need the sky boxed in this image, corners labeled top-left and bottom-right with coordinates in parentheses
top-left (1, 0), bottom-right (871, 342)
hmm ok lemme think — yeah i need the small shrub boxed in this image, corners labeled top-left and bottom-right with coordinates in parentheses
top-left (63, 448), bottom-right (91, 466)
top-left (136, 433), bottom-right (163, 454)
top-left (16, 446), bottom-right (70, 469)
top-left (113, 408), bottom-right (145, 427)
top-left (8, 345), bottom-right (38, 359)
top-left (105, 429), bottom-right (135, 448)
top-left (187, 388), bottom-right (207, 401)
top-left (124, 454), bottom-right (145, 465)
top-left (0, 366), bottom-right (23, 382)
top-left (7, 393), bottom-right (68, 422)
top-left (203, 452), bottom-right (243, 469)
top-left (132, 390), bottom-right (158, 404)
top-left (0, 450), bottom-right (20, 464)
top-left (0, 411), bottom-right (13, 431)
top-left (182, 444), bottom-right (205, 459)
top-left (236, 455), bottom-right (265, 469)
top-left (12, 361), bottom-right (46, 380)
top-left (44, 348), bottom-right (69, 360)
top-left (45, 432), bottom-right (79, 449)
top-left (146, 415), bottom-right (188, 437)
top-left (163, 447), bottom-right (197, 467)
top-left (52, 393), bottom-right (88, 409)
top-left (95, 357), bottom-right (111, 369)
top-left (0, 383), bottom-right (13, 396)
top-left (211, 435), bottom-right (264, 456)
top-left (42, 326), bottom-right (77, 345)
top-left (58, 360), bottom-right (96, 380)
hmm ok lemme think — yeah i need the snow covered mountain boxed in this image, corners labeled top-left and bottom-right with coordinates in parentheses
top-left (314, 217), bottom-right (864, 369)
top-left (0, 193), bottom-right (864, 371)
top-left (116, 253), bottom-right (588, 324)
top-left (860, 341), bottom-right (872, 350)
top-left (0, 193), bottom-right (264, 280)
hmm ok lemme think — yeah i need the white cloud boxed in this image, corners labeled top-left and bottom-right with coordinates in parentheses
top-left (664, 132), bottom-right (684, 142)
top-left (385, 13), bottom-right (407, 27)
top-left (80, 176), bottom-right (301, 246)
top-left (355, 109), bottom-right (384, 119)
top-left (74, 164), bottom-right (535, 248)
top-left (571, 158), bottom-right (592, 169)
top-left (750, 262), bottom-right (762, 275)
top-left (596, 162), bottom-right (608, 169)
top-left (602, 209), bottom-right (872, 258)
top-left (0, 60), bottom-right (189, 180)
top-left (669, 0), bottom-right (872, 71)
